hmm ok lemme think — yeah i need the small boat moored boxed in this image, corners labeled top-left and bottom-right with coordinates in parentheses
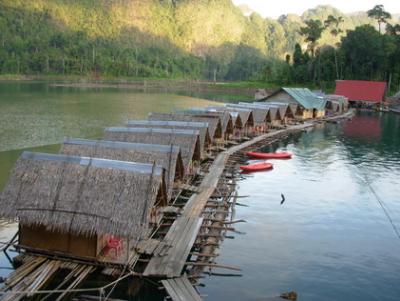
top-left (246, 151), bottom-right (292, 159)
top-left (240, 161), bottom-right (273, 172)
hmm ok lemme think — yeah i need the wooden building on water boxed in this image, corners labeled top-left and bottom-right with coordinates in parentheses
top-left (148, 112), bottom-right (223, 142)
top-left (261, 87), bottom-right (326, 119)
top-left (325, 95), bottom-right (349, 115)
top-left (126, 120), bottom-right (212, 155)
top-left (250, 102), bottom-right (297, 124)
top-left (206, 106), bottom-right (244, 131)
top-left (181, 109), bottom-right (234, 141)
top-left (247, 103), bottom-right (284, 126)
top-left (226, 103), bottom-right (269, 133)
top-left (204, 106), bottom-right (255, 139)
top-left (0, 151), bottom-right (166, 263)
top-left (61, 138), bottom-right (184, 201)
top-left (104, 127), bottom-right (201, 175)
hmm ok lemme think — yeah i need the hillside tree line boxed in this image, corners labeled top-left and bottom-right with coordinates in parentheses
top-left (0, 1), bottom-right (399, 91)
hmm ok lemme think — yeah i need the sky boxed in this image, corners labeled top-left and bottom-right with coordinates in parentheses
top-left (232, 0), bottom-right (400, 18)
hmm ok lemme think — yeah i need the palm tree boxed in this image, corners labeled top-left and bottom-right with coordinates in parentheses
top-left (367, 5), bottom-right (392, 34)
top-left (324, 15), bottom-right (344, 79)
top-left (300, 19), bottom-right (325, 58)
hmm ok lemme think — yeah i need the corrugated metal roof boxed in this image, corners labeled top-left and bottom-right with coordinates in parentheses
top-left (282, 88), bottom-right (326, 110)
top-left (63, 137), bottom-right (181, 154)
top-left (21, 151), bottom-right (164, 175)
top-left (334, 80), bottom-right (386, 103)
top-left (105, 127), bottom-right (200, 136)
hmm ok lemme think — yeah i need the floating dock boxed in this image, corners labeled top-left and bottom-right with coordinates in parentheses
top-left (0, 109), bottom-right (353, 301)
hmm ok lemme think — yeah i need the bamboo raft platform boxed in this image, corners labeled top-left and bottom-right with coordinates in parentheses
top-left (0, 111), bottom-right (354, 301)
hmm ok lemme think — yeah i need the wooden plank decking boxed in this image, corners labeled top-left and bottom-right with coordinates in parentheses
top-left (143, 216), bottom-right (203, 277)
top-left (144, 124), bottom-right (315, 279)
top-left (161, 277), bottom-right (202, 301)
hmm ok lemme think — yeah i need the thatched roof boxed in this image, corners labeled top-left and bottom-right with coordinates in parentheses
top-left (255, 101), bottom-right (301, 117)
top-left (263, 102), bottom-right (298, 118)
top-left (206, 106), bottom-right (243, 129)
top-left (60, 138), bottom-right (184, 200)
top-left (182, 109), bottom-right (233, 137)
top-left (250, 103), bottom-right (283, 121)
top-left (0, 152), bottom-right (167, 239)
top-left (207, 110), bottom-right (233, 136)
top-left (104, 127), bottom-right (201, 173)
top-left (148, 113), bottom-right (222, 140)
top-left (231, 103), bottom-right (270, 125)
top-left (126, 120), bottom-right (211, 154)
top-left (224, 105), bottom-right (254, 127)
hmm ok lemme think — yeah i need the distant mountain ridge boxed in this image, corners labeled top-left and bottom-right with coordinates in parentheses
top-left (0, 1), bottom-right (398, 80)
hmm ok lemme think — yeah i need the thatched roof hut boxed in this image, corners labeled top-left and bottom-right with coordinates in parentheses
top-left (224, 105), bottom-right (255, 128)
top-left (248, 103), bottom-right (284, 122)
top-left (206, 106), bottom-right (244, 129)
top-left (258, 102), bottom-right (297, 118)
top-left (209, 111), bottom-right (233, 138)
top-left (182, 109), bottom-right (234, 139)
top-left (0, 151), bottom-right (167, 240)
top-left (228, 103), bottom-right (269, 126)
top-left (60, 138), bottom-right (184, 200)
top-left (148, 113), bottom-right (222, 140)
top-left (126, 120), bottom-right (211, 154)
top-left (104, 127), bottom-right (201, 173)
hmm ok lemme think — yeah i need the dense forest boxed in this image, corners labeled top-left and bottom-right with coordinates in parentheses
top-left (0, 0), bottom-right (399, 91)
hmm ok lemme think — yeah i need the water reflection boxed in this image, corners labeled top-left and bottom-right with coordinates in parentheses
top-left (200, 111), bottom-right (400, 301)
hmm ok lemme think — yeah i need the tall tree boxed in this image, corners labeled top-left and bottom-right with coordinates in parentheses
top-left (324, 15), bottom-right (344, 79)
top-left (386, 23), bottom-right (400, 36)
top-left (367, 5), bottom-right (391, 34)
top-left (300, 19), bottom-right (325, 57)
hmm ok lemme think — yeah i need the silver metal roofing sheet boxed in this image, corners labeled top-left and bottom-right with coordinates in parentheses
top-left (105, 127), bottom-right (200, 136)
top-left (63, 137), bottom-right (181, 154)
top-left (21, 151), bottom-right (164, 175)
top-left (127, 120), bottom-right (209, 128)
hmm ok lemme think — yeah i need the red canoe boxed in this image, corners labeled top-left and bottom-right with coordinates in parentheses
top-left (240, 162), bottom-right (273, 172)
top-left (246, 152), bottom-right (292, 159)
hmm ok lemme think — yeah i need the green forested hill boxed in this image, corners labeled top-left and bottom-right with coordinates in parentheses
top-left (0, 0), bottom-right (398, 81)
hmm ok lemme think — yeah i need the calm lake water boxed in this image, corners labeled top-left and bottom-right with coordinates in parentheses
top-left (1, 81), bottom-right (400, 300)
top-left (201, 111), bottom-right (400, 301)
top-left (0, 81), bottom-right (218, 190)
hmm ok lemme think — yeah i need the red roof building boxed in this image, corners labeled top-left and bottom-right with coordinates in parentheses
top-left (334, 80), bottom-right (387, 103)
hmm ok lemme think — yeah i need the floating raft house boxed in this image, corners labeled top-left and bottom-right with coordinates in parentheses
top-left (126, 120), bottom-right (211, 155)
top-left (148, 112), bottom-right (223, 141)
top-left (0, 151), bottom-right (166, 261)
top-left (61, 138), bottom-right (184, 201)
top-left (104, 127), bottom-right (201, 173)
top-left (182, 109), bottom-right (234, 140)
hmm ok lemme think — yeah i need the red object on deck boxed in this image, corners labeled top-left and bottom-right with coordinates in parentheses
top-left (107, 236), bottom-right (123, 257)
top-left (246, 152), bottom-right (292, 159)
top-left (334, 80), bottom-right (386, 103)
top-left (240, 162), bottom-right (273, 172)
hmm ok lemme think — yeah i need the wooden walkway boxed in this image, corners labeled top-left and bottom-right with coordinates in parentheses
top-left (161, 277), bottom-right (202, 301)
top-left (144, 216), bottom-right (203, 277)
top-left (145, 123), bottom-right (316, 280)
top-left (156, 122), bottom-right (334, 301)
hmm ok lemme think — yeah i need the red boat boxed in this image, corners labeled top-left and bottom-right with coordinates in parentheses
top-left (240, 162), bottom-right (273, 172)
top-left (246, 151), bottom-right (292, 159)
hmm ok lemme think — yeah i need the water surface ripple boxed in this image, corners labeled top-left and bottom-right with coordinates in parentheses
top-left (201, 111), bottom-right (400, 301)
